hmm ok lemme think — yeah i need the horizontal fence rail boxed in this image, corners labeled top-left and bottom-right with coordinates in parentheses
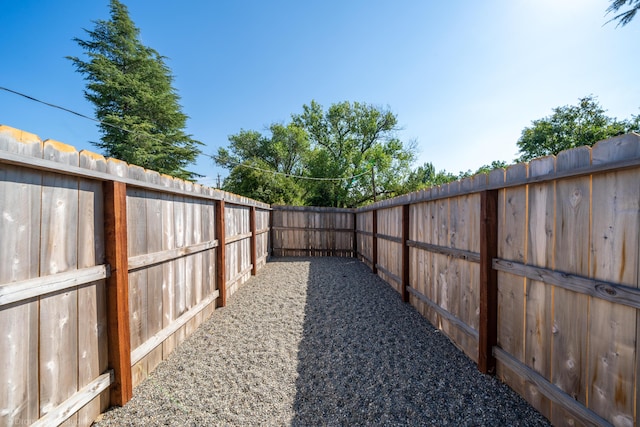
top-left (3, 123), bottom-right (640, 427)
top-left (0, 125), bottom-right (270, 427)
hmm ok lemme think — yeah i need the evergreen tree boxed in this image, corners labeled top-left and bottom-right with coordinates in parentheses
top-left (68, 0), bottom-right (201, 180)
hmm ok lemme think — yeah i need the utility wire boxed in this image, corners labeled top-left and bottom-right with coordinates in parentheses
top-left (0, 85), bottom-right (373, 182)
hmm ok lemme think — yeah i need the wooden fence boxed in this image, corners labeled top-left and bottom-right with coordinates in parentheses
top-left (4, 122), bottom-right (640, 427)
top-left (276, 133), bottom-right (640, 427)
top-left (271, 205), bottom-right (355, 257)
top-left (0, 125), bottom-right (270, 427)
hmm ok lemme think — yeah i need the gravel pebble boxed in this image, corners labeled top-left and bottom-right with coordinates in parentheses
top-left (95, 257), bottom-right (550, 426)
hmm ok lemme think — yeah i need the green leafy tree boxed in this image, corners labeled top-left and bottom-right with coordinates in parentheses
top-left (69, 0), bottom-right (202, 180)
top-left (293, 100), bottom-right (415, 207)
top-left (607, 0), bottom-right (640, 26)
top-left (516, 95), bottom-right (630, 162)
top-left (458, 160), bottom-right (509, 179)
top-left (404, 162), bottom-right (457, 192)
top-left (216, 101), bottom-right (416, 207)
top-left (215, 123), bottom-right (308, 204)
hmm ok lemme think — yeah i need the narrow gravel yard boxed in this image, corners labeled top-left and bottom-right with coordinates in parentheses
top-left (95, 257), bottom-right (549, 426)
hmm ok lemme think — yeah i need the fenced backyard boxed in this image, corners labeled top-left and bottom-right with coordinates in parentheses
top-left (1, 124), bottom-right (640, 426)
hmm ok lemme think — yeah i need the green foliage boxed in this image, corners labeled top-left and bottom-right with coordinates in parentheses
top-left (68, 0), bottom-right (202, 180)
top-left (607, 0), bottom-right (640, 26)
top-left (458, 160), bottom-right (509, 179)
top-left (516, 95), bottom-right (632, 162)
top-left (216, 101), bottom-right (416, 207)
top-left (404, 162), bottom-right (457, 192)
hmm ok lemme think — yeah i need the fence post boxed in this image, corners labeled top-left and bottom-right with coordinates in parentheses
top-left (401, 204), bottom-right (410, 303)
top-left (352, 211), bottom-right (358, 258)
top-left (372, 209), bottom-right (378, 274)
top-left (250, 206), bottom-right (257, 275)
top-left (103, 180), bottom-right (132, 406)
top-left (216, 200), bottom-right (227, 307)
top-left (478, 189), bottom-right (499, 374)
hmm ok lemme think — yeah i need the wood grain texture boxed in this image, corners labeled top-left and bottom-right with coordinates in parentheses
top-left (215, 200), bottom-right (226, 307)
top-left (39, 141), bottom-right (79, 425)
top-left (523, 156), bottom-right (554, 418)
top-left (160, 175), bottom-right (176, 357)
top-left (588, 140), bottom-right (639, 427)
top-left (0, 134), bottom-right (41, 426)
top-left (552, 146), bottom-right (591, 426)
top-left (496, 164), bottom-right (528, 397)
top-left (103, 178), bottom-right (132, 406)
top-left (77, 150), bottom-right (109, 425)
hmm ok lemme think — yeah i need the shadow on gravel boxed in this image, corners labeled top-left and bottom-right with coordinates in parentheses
top-left (291, 257), bottom-right (550, 426)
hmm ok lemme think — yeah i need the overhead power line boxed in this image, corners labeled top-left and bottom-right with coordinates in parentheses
top-left (0, 85), bottom-right (373, 182)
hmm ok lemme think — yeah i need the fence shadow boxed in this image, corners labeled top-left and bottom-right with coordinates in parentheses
top-left (291, 257), bottom-right (548, 426)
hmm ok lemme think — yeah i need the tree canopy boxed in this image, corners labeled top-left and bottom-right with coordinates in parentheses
top-left (215, 101), bottom-right (416, 207)
top-left (69, 0), bottom-right (202, 180)
top-left (607, 0), bottom-right (640, 26)
top-left (516, 95), bottom-right (637, 162)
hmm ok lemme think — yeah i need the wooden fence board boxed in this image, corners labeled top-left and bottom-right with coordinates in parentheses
top-left (496, 163), bottom-right (528, 397)
top-left (160, 175), bottom-right (176, 357)
top-left (39, 141), bottom-right (79, 426)
top-left (77, 150), bottom-right (109, 424)
top-left (173, 179), bottom-right (187, 345)
top-left (144, 170), bottom-right (164, 377)
top-left (523, 156), bottom-right (554, 418)
top-left (588, 141), bottom-right (639, 426)
top-left (0, 139), bottom-right (41, 426)
top-left (552, 147), bottom-right (591, 425)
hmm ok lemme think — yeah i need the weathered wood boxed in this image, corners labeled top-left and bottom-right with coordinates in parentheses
top-left (493, 347), bottom-right (611, 427)
top-left (478, 190), bottom-right (498, 374)
top-left (407, 286), bottom-right (479, 341)
top-left (31, 371), bottom-right (113, 427)
top-left (401, 204), bottom-right (410, 303)
top-left (0, 129), bottom-right (41, 426)
top-left (144, 169), bottom-right (164, 377)
top-left (587, 139), bottom-right (639, 426)
top-left (250, 206), bottom-right (257, 275)
top-left (130, 290), bottom-right (220, 365)
top-left (552, 146), bottom-right (591, 424)
top-left (272, 225), bottom-right (355, 232)
top-left (39, 141), bottom-right (79, 424)
top-left (376, 232), bottom-right (403, 244)
top-left (375, 264), bottom-right (402, 285)
top-left (160, 175), bottom-right (176, 358)
top-left (103, 180), bottom-right (132, 406)
top-left (493, 259), bottom-right (640, 309)
top-left (523, 155), bottom-right (554, 417)
top-left (225, 231), bottom-right (253, 245)
top-left (372, 209), bottom-right (378, 274)
top-left (77, 149), bottom-right (109, 424)
top-left (0, 265), bottom-right (109, 306)
top-left (127, 240), bottom-right (219, 271)
top-left (406, 240), bottom-right (480, 263)
top-left (215, 200), bottom-right (226, 307)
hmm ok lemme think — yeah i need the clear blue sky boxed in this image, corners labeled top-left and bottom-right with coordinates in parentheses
top-left (1, 0), bottom-right (639, 186)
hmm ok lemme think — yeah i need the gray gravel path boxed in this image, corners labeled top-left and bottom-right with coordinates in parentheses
top-left (95, 257), bottom-right (550, 426)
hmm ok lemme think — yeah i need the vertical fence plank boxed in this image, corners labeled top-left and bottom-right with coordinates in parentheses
top-left (126, 166), bottom-right (148, 388)
top-left (250, 206), bottom-right (257, 275)
top-left (103, 180), bottom-right (132, 406)
top-left (39, 141), bottom-right (79, 425)
top-left (496, 164), bottom-right (528, 396)
top-left (77, 150), bottom-right (109, 424)
top-left (372, 209), bottom-right (378, 274)
top-left (145, 170), bottom-right (163, 375)
top-left (524, 156), bottom-right (555, 419)
top-left (0, 129), bottom-right (41, 426)
top-left (588, 138), bottom-right (639, 427)
top-left (552, 146), bottom-right (591, 425)
top-left (216, 200), bottom-right (226, 307)
top-left (402, 204), bottom-right (410, 303)
top-left (160, 175), bottom-right (176, 358)
top-left (478, 189), bottom-right (498, 374)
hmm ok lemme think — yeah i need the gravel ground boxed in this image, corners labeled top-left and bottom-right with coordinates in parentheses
top-left (95, 257), bottom-right (550, 426)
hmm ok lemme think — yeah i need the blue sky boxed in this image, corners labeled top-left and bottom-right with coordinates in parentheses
top-left (1, 0), bottom-right (639, 186)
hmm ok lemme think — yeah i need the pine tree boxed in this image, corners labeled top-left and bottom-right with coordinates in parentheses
top-left (68, 0), bottom-right (202, 180)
